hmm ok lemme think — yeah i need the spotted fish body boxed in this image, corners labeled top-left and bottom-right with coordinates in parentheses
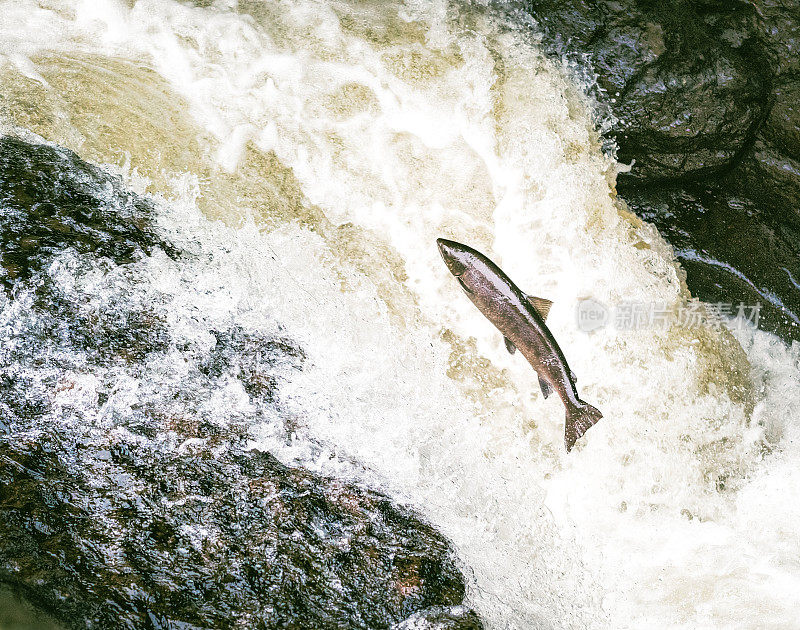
top-left (437, 238), bottom-right (602, 451)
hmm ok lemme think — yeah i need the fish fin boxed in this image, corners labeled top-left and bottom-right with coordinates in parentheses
top-left (564, 401), bottom-right (603, 452)
top-left (527, 295), bottom-right (553, 321)
top-left (504, 336), bottom-right (516, 354)
top-left (457, 277), bottom-right (473, 294)
top-left (538, 375), bottom-right (553, 399)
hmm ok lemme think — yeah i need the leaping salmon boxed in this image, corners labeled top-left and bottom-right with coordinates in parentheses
top-left (437, 238), bottom-right (602, 451)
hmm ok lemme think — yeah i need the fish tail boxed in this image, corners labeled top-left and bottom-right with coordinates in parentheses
top-left (564, 401), bottom-right (603, 452)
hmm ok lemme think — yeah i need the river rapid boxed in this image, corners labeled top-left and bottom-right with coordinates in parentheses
top-left (1, 1), bottom-right (799, 628)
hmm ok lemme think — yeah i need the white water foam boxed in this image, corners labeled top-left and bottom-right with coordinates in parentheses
top-left (2, 1), bottom-right (800, 628)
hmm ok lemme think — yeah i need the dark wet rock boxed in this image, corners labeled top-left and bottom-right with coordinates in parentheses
top-left (0, 135), bottom-right (479, 629)
top-left (0, 438), bottom-right (472, 630)
top-left (757, 0), bottom-right (800, 76)
top-left (736, 140), bottom-right (800, 219)
top-left (512, 0), bottom-right (770, 181)
top-left (516, 0), bottom-right (601, 49)
top-left (0, 135), bottom-right (177, 291)
top-left (612, 49), bottom-right (767, 181)
top-left (201, 329), bottom-right (307, 403)
top-left (391, 605), bottom-right (483, 630)
top-left (624, 185), bottom-right (800, 334)
top-left (762, 78), bottom-right (800, 160)
top-left (22, 279), bottom-right (173, 366)
top-left (507, 0), bottom-right (800, 339)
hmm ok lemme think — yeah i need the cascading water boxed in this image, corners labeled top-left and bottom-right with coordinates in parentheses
top-left (1, 0), bottom-right (799, 628)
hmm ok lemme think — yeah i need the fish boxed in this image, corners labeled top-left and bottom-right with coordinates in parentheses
top-left (437, 238), bottom-right (602, 451)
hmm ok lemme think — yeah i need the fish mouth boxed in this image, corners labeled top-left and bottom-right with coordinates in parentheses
top-left (436, 238), bottom-right (467, 276)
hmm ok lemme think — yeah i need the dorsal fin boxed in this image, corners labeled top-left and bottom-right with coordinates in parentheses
top-left (527, 295), bottom-right (553, 321)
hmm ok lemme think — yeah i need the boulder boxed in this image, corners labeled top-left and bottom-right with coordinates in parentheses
top-left (0, 136), bottom-right (480, 629)
top-left (509, 0), bottom-right (800, 339)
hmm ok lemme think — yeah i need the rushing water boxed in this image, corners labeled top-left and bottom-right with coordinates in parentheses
top-left (1, 1), bottom-right (800, 628)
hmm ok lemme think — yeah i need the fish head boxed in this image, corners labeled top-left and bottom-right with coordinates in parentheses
top-left (436, 238), bottom-right (474, 277)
